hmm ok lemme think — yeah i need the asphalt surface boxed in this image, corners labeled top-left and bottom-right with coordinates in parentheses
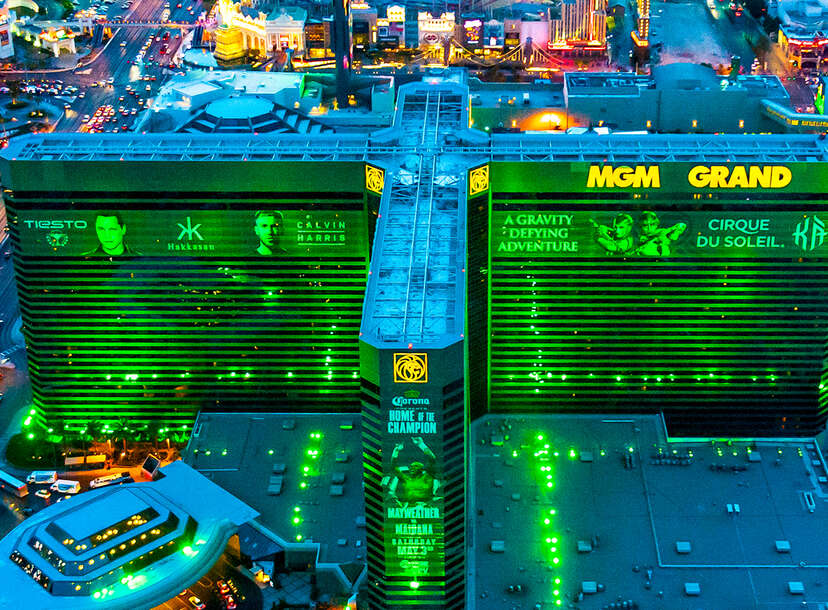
top-left (2, 0), bottom-right (202, 132)
top-left (154, 554), bottom-right (263, 610)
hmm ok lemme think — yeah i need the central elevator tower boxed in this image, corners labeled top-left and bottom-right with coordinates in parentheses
top-left (359, 82), bottom-right (481, 608)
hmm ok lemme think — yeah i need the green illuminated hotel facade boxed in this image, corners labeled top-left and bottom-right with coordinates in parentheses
top-left (479, 160), bottom-right (828, 437)
top-left (4, 90), bottom-right (828, 607)
top-left (3, 135), bottom-right (828, 441)
top-left (0, 146), bottom-right (372, 431)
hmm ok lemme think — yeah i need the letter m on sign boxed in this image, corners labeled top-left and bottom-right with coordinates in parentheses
top-left (586, 165), bottom-right (615, 188)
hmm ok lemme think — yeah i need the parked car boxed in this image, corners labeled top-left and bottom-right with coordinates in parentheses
top-left (90, 473), bottom-right (133, 488)
top-left (188, 595), bottom-right (205, 609)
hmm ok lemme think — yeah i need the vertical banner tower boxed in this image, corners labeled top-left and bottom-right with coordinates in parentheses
top-left (359, 82), bottom-right (475, 608)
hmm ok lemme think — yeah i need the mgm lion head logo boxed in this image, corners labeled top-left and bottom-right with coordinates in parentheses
top-left (469, 164), bottom-right (489, 197)
top-left (365, 165), bottom-right (385, 195)
top-left (394, 353), bottom-right (427, 383)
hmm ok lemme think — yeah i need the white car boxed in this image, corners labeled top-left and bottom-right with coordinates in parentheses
top-left (34, 489), bottom-right (51, 499)
top-left (120, 41), bottom-right (127, 47)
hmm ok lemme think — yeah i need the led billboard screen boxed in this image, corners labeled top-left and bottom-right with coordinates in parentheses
top-left (492, 211), bottom-right (827, 258)
top-left (16, 210), bottom-right (367, 258)
top-left (382, 351), bottom-right (445, 579)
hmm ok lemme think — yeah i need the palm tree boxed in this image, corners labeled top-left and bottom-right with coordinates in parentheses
top-left (7, 80), bottom-right (21, 107)
top-left (113, 417), bottom-right (131, 454)
top-left (50, 418), bottom-right (67, 466)
top-left (146, 422), bottom-right (162, 452)
top-left (85, 419), bottom-right (102, 455)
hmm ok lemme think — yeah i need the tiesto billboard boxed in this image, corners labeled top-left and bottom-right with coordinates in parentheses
top-left (492, 211), bottom-right (827, 257)
top-left (16, 210), bottom-right (368, 258)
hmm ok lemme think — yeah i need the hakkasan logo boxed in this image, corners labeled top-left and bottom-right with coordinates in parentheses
top-left (392, 390), bottom-right (431, 406)
top-left (393, 353), bottom-right (428, 383)
top-left (168, 216), bottom-right (215, 252)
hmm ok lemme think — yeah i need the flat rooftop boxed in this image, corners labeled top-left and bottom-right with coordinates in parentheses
top-left (471, 414), bottom-right (828, 609)
top-left (172, 81), bottom-right (222, 98)
top-left (469, 83), bottom-right (565, 109)
top-left (54, 488), bottom-right (150, 541)
top-left (182, 413), bottom-right (366, 565)
top-left (565, 72), bottom-right (652, 95)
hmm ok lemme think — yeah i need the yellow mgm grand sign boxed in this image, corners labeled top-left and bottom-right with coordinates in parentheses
top-left (586, 164), bottom-right (794, 189)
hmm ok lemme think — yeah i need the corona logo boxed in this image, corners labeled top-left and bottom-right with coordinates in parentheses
top-left (469, 165), bottom-right (489, 197)
top-left (366, 165), bottom-right (384, 195)
top-left (586, 165), bottom-right (660, 188)
top-left (393, 353), bottom-right (428, 383)
top-left (687, 165), bottom-right (792, 189)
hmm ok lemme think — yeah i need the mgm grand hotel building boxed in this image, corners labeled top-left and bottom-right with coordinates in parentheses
top-left (3, 81), bottom-right (828, 607)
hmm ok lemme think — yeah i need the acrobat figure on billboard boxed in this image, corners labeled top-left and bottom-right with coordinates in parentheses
top-left (590, 213), bottom-right (635, 255)
top-left (387, 436), bottom-right (441, 506)
top-left (632, 211), bottom-right (687, 256)
top-left (83, 212), bottom-right (140, 256)
top-left (253, 211), bottom-right (288, 255)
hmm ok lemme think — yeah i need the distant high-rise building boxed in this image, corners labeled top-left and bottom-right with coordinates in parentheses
top-left (551, 0), bottom-right (607, 53)
top-left (0, 0), bottom-right (15, 60)
top-left (633, 0), bottom-right (649, 48)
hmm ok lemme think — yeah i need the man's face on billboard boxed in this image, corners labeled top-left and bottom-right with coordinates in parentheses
top-left (255, 214), bottom-right (283, 246)
top-left (613, 216), bottom-right (633, 238)
top-left (95, 216), bottom-right (125, 252)
top-left (640, 214), bottom-right (660, 236)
